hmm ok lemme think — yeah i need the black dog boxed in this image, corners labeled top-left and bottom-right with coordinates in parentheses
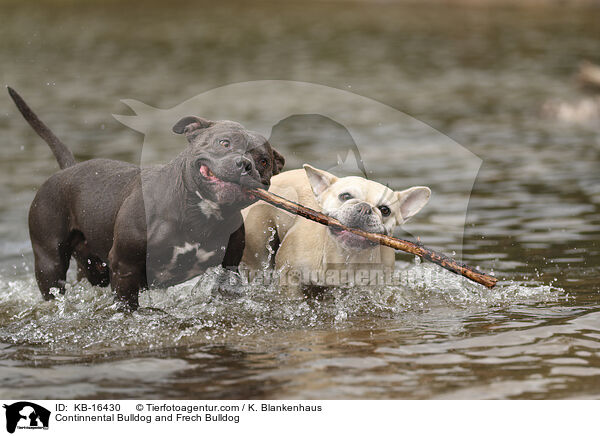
top-left (8, 88), bottom-right (284, 310)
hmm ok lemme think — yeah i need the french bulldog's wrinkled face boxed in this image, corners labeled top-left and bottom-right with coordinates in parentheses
top-left (173, 116), bottom-right (285, 206)
top-left (304, 164), bottom-right (431, 250)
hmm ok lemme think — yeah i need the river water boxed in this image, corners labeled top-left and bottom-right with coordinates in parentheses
top-left (0, 0), bottom-right (599, 399)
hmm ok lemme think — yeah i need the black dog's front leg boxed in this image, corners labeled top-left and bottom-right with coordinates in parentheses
top-left (108, 234), bottom-right (147, 311)
top-left (221, 222), bottom-right (245, 272)
top-left (109, 190), bottom-right (147, 311)
top-left (110, 259), bottom-right (145, 311)
top-left (212, 222), bottom-right (246, 297)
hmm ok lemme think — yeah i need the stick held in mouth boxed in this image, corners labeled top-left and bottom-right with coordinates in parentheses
top-left (246, 187), bottom-right (498, 289)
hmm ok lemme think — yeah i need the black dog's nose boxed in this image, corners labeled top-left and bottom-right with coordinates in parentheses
top-left (236, 157), bottom-right (253, 175)
top-left (357, 202), bottom-right (372, 215)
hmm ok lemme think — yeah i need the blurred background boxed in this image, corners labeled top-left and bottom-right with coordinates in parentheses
top-left (0, 0), bottom-right (599, 399)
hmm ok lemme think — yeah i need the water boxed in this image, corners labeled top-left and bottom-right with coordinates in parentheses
top-left (1, 0), bottom-right (599, 399)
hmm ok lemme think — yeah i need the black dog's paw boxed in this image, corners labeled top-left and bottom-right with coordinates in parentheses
top-left (112, 298), bottom-right (139, 313)
top-left (201, 267), bottom-right (245, 299)
top-left (135, 307), bottom-right (169, 316)
top-left (212, 286), bottom-right (244, 300)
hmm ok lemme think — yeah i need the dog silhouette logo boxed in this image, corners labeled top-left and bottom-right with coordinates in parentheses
top-left (2, 402), bottom-right (50, 433)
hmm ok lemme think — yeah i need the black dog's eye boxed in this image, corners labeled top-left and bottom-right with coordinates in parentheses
top-left (339, 192), bottom-right (353, 201)
top-left (260, 158), bottom-right (269, 168)
top-left (219, 139), bottom-right (230, 147)
top-left (378, 205), bottom-right (391, 217)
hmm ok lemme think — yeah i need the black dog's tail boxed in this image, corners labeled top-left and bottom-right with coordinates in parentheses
top-left (7, 87), bottom-right (76, 169)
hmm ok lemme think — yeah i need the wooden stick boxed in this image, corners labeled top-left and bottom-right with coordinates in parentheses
top-left (247, 188), bottom-right (498, 289)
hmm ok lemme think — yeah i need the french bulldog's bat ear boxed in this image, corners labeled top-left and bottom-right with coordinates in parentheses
top-left (272, 149), bottom-right (286, 175)
top-left (396, 186), bottom-right (431, 222)
top-left (172, 116), bottom-right (213, 135)
top-left (303, 164), bottom-right (338, 197)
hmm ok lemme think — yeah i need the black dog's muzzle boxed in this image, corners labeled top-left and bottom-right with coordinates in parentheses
top-left (236, 156), bottom-right (254, 176)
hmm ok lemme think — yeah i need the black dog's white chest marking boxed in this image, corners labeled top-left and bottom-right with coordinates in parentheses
top-left (172, 242), bottom-right (215, 263)
top-left (195, 191), bottom-right (222, 220)
top-left (156, 242), bottom-right (218, 284)
top-left (152, 193), bottom-right (228, 285)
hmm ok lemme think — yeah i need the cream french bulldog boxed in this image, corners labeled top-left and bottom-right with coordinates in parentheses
top-left (241, 165), bottom-right (431, 296)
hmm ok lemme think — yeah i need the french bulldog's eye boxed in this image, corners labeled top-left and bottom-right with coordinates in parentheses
top-left (378, 205), bottom-right (391, 217)
top-left (260, 158), bottom-right (269, 168)
top-left (339, 192), bottom-right (353, 201)
top-left (219, 139), bottom-right (230, 147)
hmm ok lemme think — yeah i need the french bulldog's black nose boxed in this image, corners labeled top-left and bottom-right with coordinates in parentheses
top-left (236, 157), bottom-right (253, 175)
top-left (357, 202), bottom-right (372, 215)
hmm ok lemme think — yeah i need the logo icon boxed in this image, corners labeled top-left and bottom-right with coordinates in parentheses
top-left (3, 402), bottom-right (50, 434)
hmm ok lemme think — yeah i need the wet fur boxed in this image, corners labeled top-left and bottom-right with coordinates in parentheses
top-left (242, 165), bottom-right (430, 296)
top-left (9, 87), bottom-right (284, 310)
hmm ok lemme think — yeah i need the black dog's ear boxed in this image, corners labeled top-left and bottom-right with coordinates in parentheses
top-left (272, 149), bottom-right (285, 175)
top-left (172, 116), bottom-right (213, 135)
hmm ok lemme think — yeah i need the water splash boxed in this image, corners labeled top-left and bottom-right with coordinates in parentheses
top-left (0, 260), bottom-right (563, 359)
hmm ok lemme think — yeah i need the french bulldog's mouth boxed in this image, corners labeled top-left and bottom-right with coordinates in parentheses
top-left (329, 227), bottom-right (379, 250)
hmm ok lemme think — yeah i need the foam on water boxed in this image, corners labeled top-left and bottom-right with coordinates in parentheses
top-left (0, 260), bottom-right (564, 359)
